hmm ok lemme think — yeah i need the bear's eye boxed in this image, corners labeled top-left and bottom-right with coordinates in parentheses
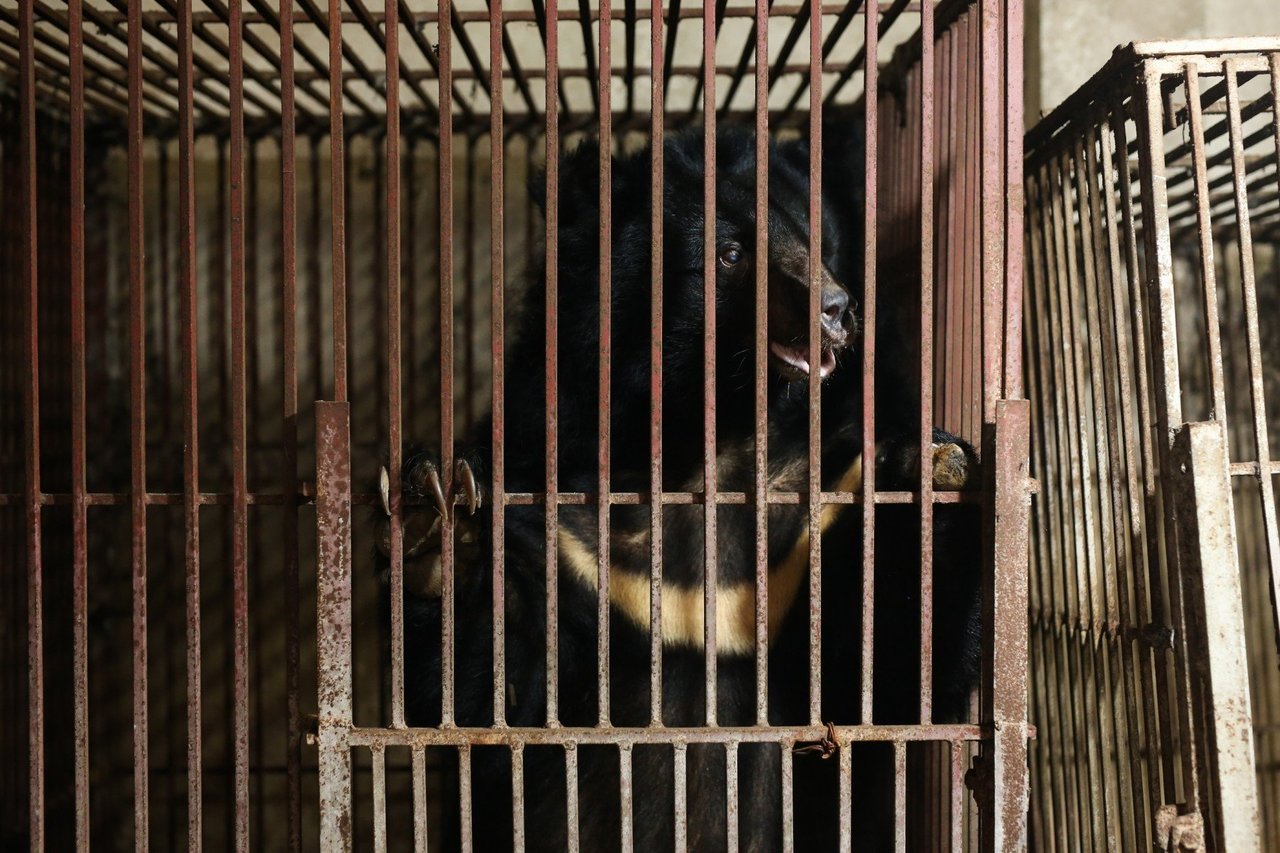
top-left (718, 243), bottom-right (744, 268)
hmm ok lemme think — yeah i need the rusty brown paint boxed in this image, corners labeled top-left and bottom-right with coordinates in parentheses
top-left (316, 401), bottom-right (354, 853)
top-left (703, 0), bottom-right (720, 726)
top-left (174, 0), bottom-right (204, 846)
top-left (860, 0), bottom-right (880, 725)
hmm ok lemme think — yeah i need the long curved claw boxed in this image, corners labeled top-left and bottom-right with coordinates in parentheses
top-left (407, 460), bottom-right (449, 519)
top-left (455, 459), bottom-right (480, 515)
top-left (379, 466), bottom-right (391, 517)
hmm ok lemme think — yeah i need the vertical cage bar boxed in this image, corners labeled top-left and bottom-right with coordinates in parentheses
top-left (566, 743), bottom-right (580, 853)
top-left (861, 0), bottom-right (880, 725)
top-left (752, 0), bottom-right (769, 726)
top-left (19, 0), bottom-right (43, 846)
top-left (979, 0), bottom-right (1003, 419)
top-left (459, 744), bottom-right (473, 853)
top-left (1097, 107), bottom-right (1154, 852)
top-left (372, 746), bottom-right (388, 853)
top-left (1182, 65), bottom-right (1227, 421)
top-left (917, 0), bottom-right (936, 724)
top-left (1170, 421), bottom-right (1262, 851)
top-left (67, 0), bottom-right (90, 847)
top-left (725, 742), bottom-right (739, 853)
top-left (837, 740), bottom-right (852, 853)
top-left (984, 398), bottom-right (1032, 852)
top-left (1224, 60), bottom-right (1280, 658)
top-left (674, 742), bottom-right (688, 853)
top-left (439, 0), bottom-right (457, 727)
top-left (412, 746), bottom-right (428, 853)
top-left (384, 0), bottom-right (405, 731)
top-left (316, 400), bottom-right (353, 853)
top-left (620, 743), bottom-right (635, 853)
top-left (805, 0), bottom-right (822, 727)
top-left (951, 740), bottom-right (966, 852)
top-left (894, 742), bottom-right (908, 853)
top-left (781, 742), bottom-right (794, 853)
top-left (597, 0), bottom-right (613, 727)
top-left (702, 0), bottom-right (719, 726)
top-left (175, 0), bottom-right (202, 845)
top-left (512, 743), bottom-right (526, 852)
top-left (126, 0), bottom-right (150, 846)
top-left (227, 1), bottom-right (251, 844)
top-left (328, 0), bottom-right (348, 401)
top-left (278, 0), bottom-right (303, 845)
top-left (1003, 0), bottom-right (1025, 399)
top-left (650, 0), bottom-right (666, 730)
top-left (544, 0), bottom-right (561, 728)
top-left (490, 0), bottom-right (508, 728)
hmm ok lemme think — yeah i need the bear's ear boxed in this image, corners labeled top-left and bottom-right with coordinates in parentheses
top-left (528, 137), bottom-right (603, 218)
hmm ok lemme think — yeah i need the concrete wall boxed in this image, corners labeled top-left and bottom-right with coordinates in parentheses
top-left (1026, 0), bottom-right (1280, 122)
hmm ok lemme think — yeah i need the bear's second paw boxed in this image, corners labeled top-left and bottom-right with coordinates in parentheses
top-left (375, 452), bottom-right (485, 599)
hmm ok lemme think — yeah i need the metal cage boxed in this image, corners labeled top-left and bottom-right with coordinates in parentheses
top-left (1, 0), bottom-right (1029, 850)
top-left (1024, 38), bottom-right (1280, 853)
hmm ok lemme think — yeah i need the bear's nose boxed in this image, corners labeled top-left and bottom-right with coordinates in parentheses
top-left (820, 285), bottom-right (855, 339)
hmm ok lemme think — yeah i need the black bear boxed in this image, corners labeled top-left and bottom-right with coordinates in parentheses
top-left (376, 121), bottom-right (982, 851)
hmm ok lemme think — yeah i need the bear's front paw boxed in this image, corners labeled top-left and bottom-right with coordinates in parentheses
top-left (875, 429), bottom-right (980, 492)
top-left (375, 451), bottom-right (485, 598)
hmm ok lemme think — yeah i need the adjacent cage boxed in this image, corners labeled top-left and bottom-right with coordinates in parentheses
top-left (1, 0), bottom-right (1028, 850)
top-left (1024, 39), bottom-right (1280, 852)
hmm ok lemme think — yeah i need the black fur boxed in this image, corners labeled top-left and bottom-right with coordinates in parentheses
top-left (384, 119), bottom-right (982, 851)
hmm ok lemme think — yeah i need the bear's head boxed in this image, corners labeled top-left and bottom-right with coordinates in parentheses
top-left (531, 125), bottom-right (862, 404)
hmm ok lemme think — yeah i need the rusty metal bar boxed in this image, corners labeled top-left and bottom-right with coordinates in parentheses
top-left (277, 0), bottom-right (303, 845)
top-left (384, 0), bottom-right (406, 731)
top-left (513, 744), bottom-right (527, 851)
top-left (173, 0), bottom-right (203, 846)
top-left (439, 0), bottom-right (458, 727)
top-left (649, 0), bottom-right (666, 728)
top-left (327, 0), bottom-right (348, 402)
top-left (459, 744), bottom-right (474, 852)
top-left (1170, 421), bottom-right (1262, 851)
top-left (781, 742), bottom-right (794, 853)
top-left (372, 746), bottom-right (388, 853)
top-left (837, 739), bottom-right (852, 853)
top-left (702, 0), bottom-right (719, 726)
top-left (544, 0), bottom-right (561, 728)
top-left (226, 1), bottom-right (251, 844)
top-left (979, 0), bottom-right (1002, 421)
top-left (725, 742), bottom-right (739, 853)
top-left (65, 0), bottom-right (90, 847)
top-left (894, 741), bottom-right (908, 852)
top-left (597, 0), bottom-right (613, 727)
top-left (917, 0), bottom-right (935, 724)
top-left (316, 401), bottom-right (354, 853)
top-left (1183, 64), bottom-right (1228, 421)
top-left (412, 746), bottom-right (428, 851)
top-left (984, 398), bottom-right (1032, 852)
top-left (620, 744), bottom-right (635, 852)
top-left (566, 743), bottom-right (581, 853)
top-left (860, 0), bottom-right (880, 725)
top-left (125, 1), bottom-right (150, 846)
top-left (1004, 0), bottom-right (1025, 398)
top-left (490, 0), bottom-right (508, 728)
top-left (18, 0), bottom-right (43, 845)
top-left (752, 0), bottom-right (769, 726)
top-left (674, 742), bottom-right (688, 853)
top-left (806, 0), bottom-right (823, 726)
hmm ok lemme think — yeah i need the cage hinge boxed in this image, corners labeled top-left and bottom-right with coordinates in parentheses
top-left (1154, 804), bottom-right (1204, 852)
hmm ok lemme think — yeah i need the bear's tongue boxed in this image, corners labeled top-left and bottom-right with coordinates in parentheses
top-left (769, 341), bottom-right (837, 379)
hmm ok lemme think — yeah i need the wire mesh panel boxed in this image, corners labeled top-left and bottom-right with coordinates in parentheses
top-left (1, 0), bottom-right (1028, 850)
top-left (1024, 38), bottom-right (1280, 853)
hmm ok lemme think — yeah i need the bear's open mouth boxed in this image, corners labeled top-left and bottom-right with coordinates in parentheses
top-left (769, 340), bottom-right (838, 380)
